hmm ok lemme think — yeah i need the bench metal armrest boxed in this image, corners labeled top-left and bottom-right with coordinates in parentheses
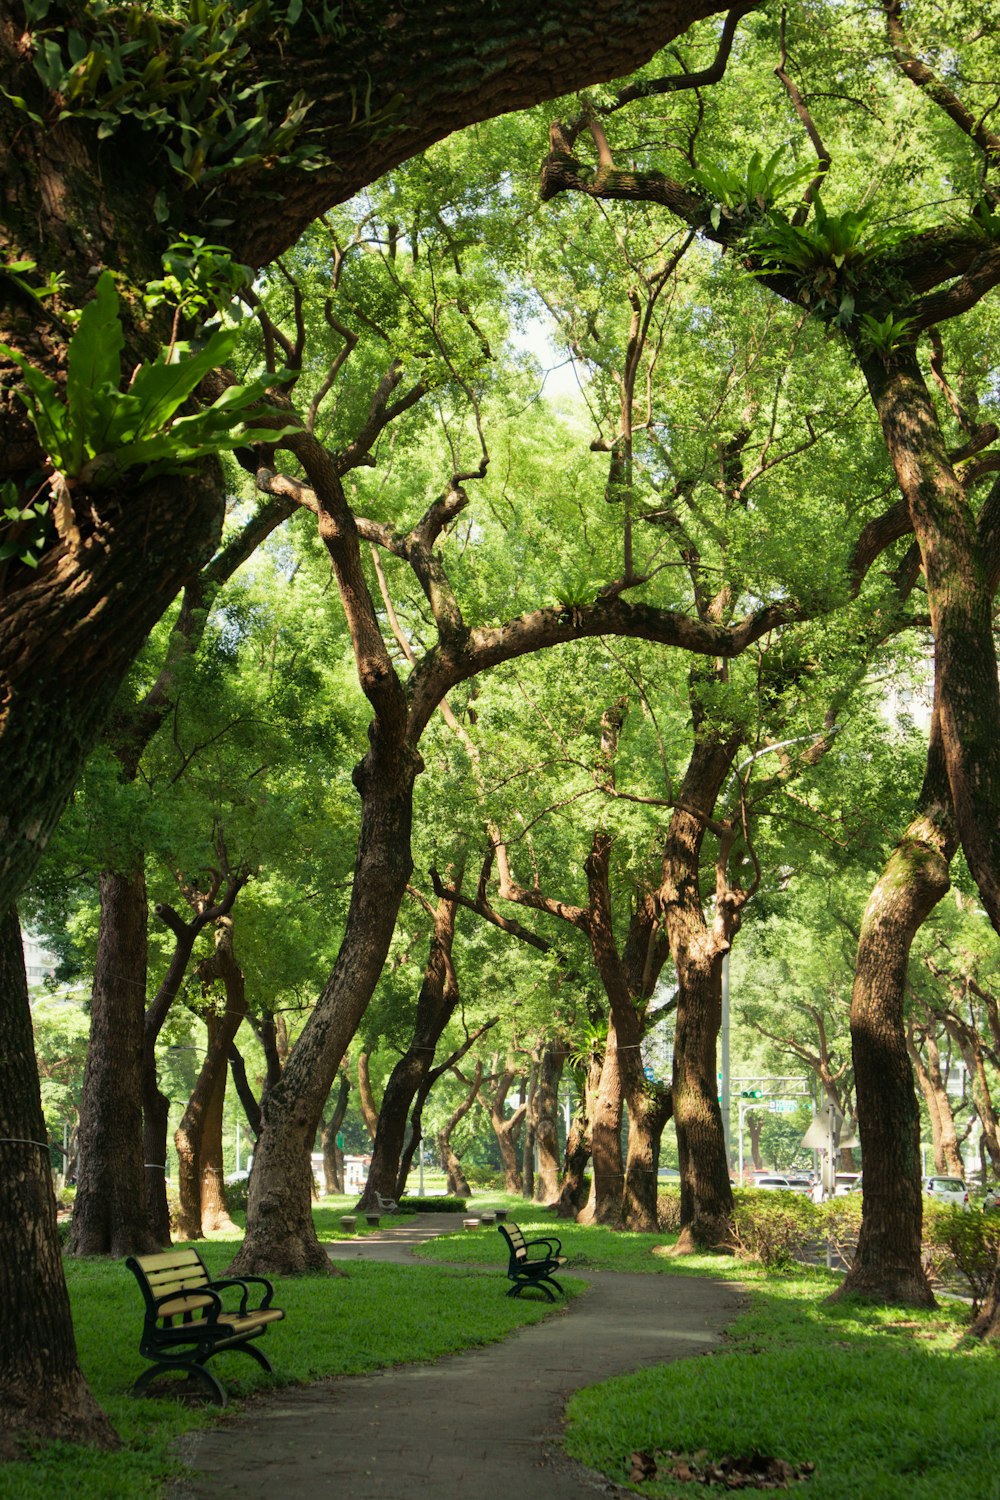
top-left (209, 1274), bottom-right (276, 1313)
top-left (523, 1235), bottom-right (562, 1256)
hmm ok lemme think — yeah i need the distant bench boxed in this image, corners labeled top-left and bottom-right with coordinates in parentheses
top-left (497, 1222), bottom-right (567, 1303)
top-left (125, 1246), bottom-right (284, 1406)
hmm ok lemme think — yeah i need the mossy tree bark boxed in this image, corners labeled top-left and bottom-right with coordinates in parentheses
top-left (830, 720), bottom-right (955, 1308)
top-left (0, 908), bottom-right (119, 1457)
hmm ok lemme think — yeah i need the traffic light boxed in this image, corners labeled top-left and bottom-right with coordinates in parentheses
top-left (740, 1088), bottom-right (763, 1099)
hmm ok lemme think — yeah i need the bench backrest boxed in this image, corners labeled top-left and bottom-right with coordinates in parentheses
top-left (498, 1222), bottom-right (528, 1261)
top-left (126, 1247), bottom-right (215, 1323)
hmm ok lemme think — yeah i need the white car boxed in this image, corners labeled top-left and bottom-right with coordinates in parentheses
top-left (752, 1175), bottom-right (811, 1195)
top-left (923, 1175), bottom-right (969, 1208)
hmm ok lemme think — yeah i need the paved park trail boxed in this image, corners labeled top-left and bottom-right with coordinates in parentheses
top-left (170, 1214), bottom-right (744, 1500)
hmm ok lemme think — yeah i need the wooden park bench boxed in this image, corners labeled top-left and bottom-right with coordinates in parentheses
top-left (497, 1221), bottom-right (567, 1303)
top-left (124, 1246), bottom-right (284, 1406)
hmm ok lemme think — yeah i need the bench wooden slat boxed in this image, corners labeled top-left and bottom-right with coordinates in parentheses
top-left (497, 1222), bottom-right (567, 1304)
top-left (125, 1247), bottom-right (284, 1407)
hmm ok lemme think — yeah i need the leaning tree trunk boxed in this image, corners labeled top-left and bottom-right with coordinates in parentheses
top-left (831, 724), bottom-right (955, 1307)
top-left (0, 907), bottom-right (120, 1456)
top-left (174, 917), bottom-right (249, 1240)
top-left (321, 1071), bottom-right (350, 1194)
top-left (437, 1064), bottom-right (482, 1197)
top-left (227, 732), bottom-right (421, 1276)
top-left (357, 1051), bottom-right (381, 1143)
top-left (69, 868), bottom-right (159, 1258)
top-left (862, 349), bottom-right (1000, 938)
top-left (521, 1062), bottom-right (538, 1201)
top-left (358, 882), bottom-right (462, 1211)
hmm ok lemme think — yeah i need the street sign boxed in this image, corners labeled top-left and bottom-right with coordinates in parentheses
top-left (767, 1100), bottom-right (799, 1113)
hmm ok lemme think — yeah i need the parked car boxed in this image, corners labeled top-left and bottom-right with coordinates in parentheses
top-left (834, 1172), bottom-right (862, 1196)
top-left (923, 1175), bottom-right (969, 1208)
top-left (752, 1174), bottom-right (811, 1194)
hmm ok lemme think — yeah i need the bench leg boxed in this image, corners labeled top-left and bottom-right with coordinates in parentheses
top-left (211, 1340), bottom-right (273, 1375)
top-left (507, 1278), bottom-right (557, 1304)
top-left (132, 1360), bottom-right (227, 1406)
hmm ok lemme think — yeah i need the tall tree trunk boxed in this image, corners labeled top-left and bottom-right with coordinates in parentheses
top-left (486, 1066), bottom-right (526, 1194)
top-left (909, 1025), bottom-right (964, 1177)
top-left (0, 907), bottom-right (119, 1455)
top-left (321, 1072), bottom-right (350, 1194)
top-left (143, 874), bottom-right (246, 1246)
top-left (624, 1082), bottom-right (674, 1229)
top-left (578, 1019), bottom-right (626, 1226)
top-left (358, 881), bottom-right (462, 1211)
top-left (831, 723), bottom-right (954, 1308)
top-left (69, 868), bottom-right (158, 1258)
top-left (357, 1051), bottom-right (380, 1142)
top-left (199, 1031), bottom-right (236, 1235)
top-left (521, 1062), bottom-right (538, 1201)
top-left (554, 1055), bottom-right (602, 1217)
top-left (228, 733), bottom-right (421, 1275)
top-left (173, 917), bottom-right (249, 1241)
top-left (861, 349), bottom-right (1000, 938)
top-left (669, 951), bottom-right (733, 1251)
top-left (437, 1064), bottom-right (482, 1197)
top-left (533, 1042), bottom-right (566, 1204)
top-left (658, 732), bottom-right (741, 1250)
top-left (746, 1110), bottom-right (764, 1172)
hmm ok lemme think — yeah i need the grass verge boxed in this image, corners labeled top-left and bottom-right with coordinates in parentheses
top-left (1, 1220), bottom-right (577, 1500)
top-left (416, 1211), bottom-right (1000, 1499)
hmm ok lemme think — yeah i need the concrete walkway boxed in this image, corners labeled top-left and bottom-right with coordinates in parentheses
top-left (170, 1215), bottom-right (744, 1500)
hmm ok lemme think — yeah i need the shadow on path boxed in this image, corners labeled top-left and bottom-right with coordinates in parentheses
top-left (170, 1216), bottom-right (744, 1500)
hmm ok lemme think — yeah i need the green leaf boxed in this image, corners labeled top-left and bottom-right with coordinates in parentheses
top-left (66, 272), bottom-right (124, 448)
top-left (126, 326), bottom-right (240, 439)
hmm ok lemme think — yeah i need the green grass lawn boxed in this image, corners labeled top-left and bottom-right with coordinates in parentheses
top-left (414, 1209), bottom-right (1000, 1499)
top-left (1, 1213), bottom-right (574, 1500)
top-left (6, 1200), bottom-right (999, 1500)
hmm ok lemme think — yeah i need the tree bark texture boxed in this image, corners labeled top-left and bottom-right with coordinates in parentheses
top-left (554, 1054), bottom-right (602, 1217)
top-left (578, 1019), bottom-right (626, 1227)
top-left (533, 1042), bottom-right (566, 1205)
top-left (69, 868), bottom-right (159, 1258)
top-left (0, 907), bottom-right (120, 1455)
top-left (321, 1072), bottom-right (350, 1195)
top-left (659, 734), bottom-right (740, 1249)
top-left (173, 917), bottom-right (248, 1241)
top-left (908, 1027), bottom-right (964, 1177)
top-left (357, 1051), bottom-right (380, 1142)
top-left (358, 885), bottom-right (461, 1210)
top-left (861, 350), bottom-right (1000, 938)
top-left (831, 724), bottom-right (955, 1307)
top-left (486, 1067), bottom-right (526, 1195)
top-left (228, 735), bottom-right (420, 1275)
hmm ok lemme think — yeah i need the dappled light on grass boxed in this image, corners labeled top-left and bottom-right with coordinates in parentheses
top-left (564, 1267), bottom-right (998, 1499)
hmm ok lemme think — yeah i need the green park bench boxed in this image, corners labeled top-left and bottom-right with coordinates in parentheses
top-left (497, 1221), bottom-right (567, 1303)
top-left (124, 1246), bottom-right (284, 1406)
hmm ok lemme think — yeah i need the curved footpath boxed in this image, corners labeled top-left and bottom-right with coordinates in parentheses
top-left (170, 1213), bottom-right (744, 1500)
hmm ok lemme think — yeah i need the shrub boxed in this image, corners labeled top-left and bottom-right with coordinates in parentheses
top-left (731, 1189), bottom-right (821, 1267)
top-left (923, 1205), bottom-right (1000, 1313)
top-left (462, 1164), bottom-right (504, 1189)
top-left (818, 1192), bottom-right (863, 1268)
top-left (225, 1176), bottom-right (250, 1213)
top-left (657, 1188), bottom-right (681, 1232)
top-left (398, 1195), bottom-right (467, 1213)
